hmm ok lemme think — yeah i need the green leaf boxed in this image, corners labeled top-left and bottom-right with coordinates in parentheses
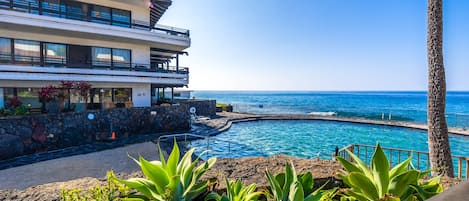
top-left (389, 157), bottom-right (411, 179)
top-left (337, 157), bottom-right (363, 173)
top-left (157, 143), bottom-right (166, 167)
top-left (166, 139), bottom-right (180, 176)
top-left (113, 177), bottom-right (158, 199)
top-left (139, 156), bottom-right (170, 191)
top-left (371, 144), bottom-right (390, 197)
top-left (348, 172), bottom-right (380, 201)
top-left (299, 173), bottom-right (314, 195)
top-left (345, 149), bottom-right (373, 178)
top-left (205, 192), bottom-right (222, 201)
top-left (266, 171), bottom-right (283, 200)
top-left (289, 182), bottom-right (304, 201)
top-left (388, 170), bottom-right (419, 197)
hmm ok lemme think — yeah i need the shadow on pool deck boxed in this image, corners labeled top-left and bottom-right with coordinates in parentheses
top-left (0, 142), bottom-right (166, 190)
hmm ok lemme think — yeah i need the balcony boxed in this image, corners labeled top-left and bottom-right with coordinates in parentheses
top-left (0, 54), bottom-right (189, 86)
top-left (0, 0), bottom-right (189, 38)
top-left (0, 0), bottom-right (190, 48)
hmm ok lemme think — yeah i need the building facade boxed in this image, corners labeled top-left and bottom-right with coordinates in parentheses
top-left (0, 0), bottom-right (190, 110)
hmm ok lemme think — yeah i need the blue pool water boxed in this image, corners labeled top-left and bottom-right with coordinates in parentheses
top-left (189, 120), bottom-right (469, 175)
top-left (192, 91), bottom-right (469, 127)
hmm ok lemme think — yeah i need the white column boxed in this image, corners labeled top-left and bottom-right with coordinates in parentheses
top-left (0, 88), bottom-right (4, 108)
top-left (132, 84), bottom-right (151, 107)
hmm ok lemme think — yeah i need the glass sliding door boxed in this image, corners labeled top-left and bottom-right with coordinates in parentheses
top-left (0, 38), bottom-right (11, 62)
top-left (91, 5), bottom-right (111, 25)
top-left (111, 8), bottom-right (131, 28)
top-left (65, 1), bottom-right (87, 21)
top-left (112, 48), bottom-right (131, 69)
top-left (92, 47), bottom-right (111, 68)
top-left (113, 88), bottom-right (131, 108)
top-left (0, 0), bottom-right (9, 9)
top-left (14, 39), bottom-right (40, 64)
top-left (12, 0), bottom-right (39, 14)
top-left (68, 45), bottom-right (91, 68)
top-left (44, 43), bottom-right (66, 66)
top-left (41, 0), bottom-right (65, 18)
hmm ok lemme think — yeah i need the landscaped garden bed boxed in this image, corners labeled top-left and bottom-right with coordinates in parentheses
top-left (0, 142), bottom-right (460, 201)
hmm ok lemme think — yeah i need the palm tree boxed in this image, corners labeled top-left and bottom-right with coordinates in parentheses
top-left (427, 0), bottom-right (454, 177)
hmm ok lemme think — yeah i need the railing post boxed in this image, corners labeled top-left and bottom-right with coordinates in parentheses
top-left (365, 146), bottom-right (368, 164)
top-left (357, 145), bottom-right (360, 159)
top-left (466, 158), bottom-right (469, 179)
top-left (398, 150), bottom-right (401, 163)
top-left (458, 157), bottom-right (462, 179)
top-left (417, 152), bottom-right (420, 170)
top-left (389, 149), bottom-right (393, 168)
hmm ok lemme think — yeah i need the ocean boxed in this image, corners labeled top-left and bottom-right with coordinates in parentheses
top-left (192, 91), bottom-right (469, 127)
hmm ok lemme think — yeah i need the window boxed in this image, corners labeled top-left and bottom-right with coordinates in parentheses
top-left (14, 39), bottom-right (40, 63)
top-left (112, 8), bottom-right (131, 28)
top-left (113, 88), bottom-right (131, 103)
top-left (17, 88), bottom-right (41, 108)
top-left (66, 1), bottom-right (87, 21)
top-left (112, 48), bottom-right (131, 68)
top-left (91, 5), bottom-right (111, 25)
top-left (0, 38), bottom-right (11, 62)
top-left (44, 43), bottom-right (66, 66)
top-left (92, 47), bottom-right (111, 67)
top-left (41, 0), bottom-right (65, 18)
top-left (13, 0), bottom-right (39, 14)
top-left (0, 0), bottom-right (10, 9)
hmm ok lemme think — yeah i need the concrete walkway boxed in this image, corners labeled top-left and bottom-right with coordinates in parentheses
top-left (0, 142), bottom-right (163, 190)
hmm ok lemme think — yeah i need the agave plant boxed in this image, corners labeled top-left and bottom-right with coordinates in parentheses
top-left (265, 162), bottom-right (334, 201)
top-left (112, 140), bottom-right (217, 201)
top-left (205, 179), bottom-right (263, 201)
top-left (336, 144), bottom-right (443, 201)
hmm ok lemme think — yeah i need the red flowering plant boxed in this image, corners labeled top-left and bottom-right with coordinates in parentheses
top-left (6, 96), bottom-right (22, 109)
top-left (38, 85), bottom-right (56, 113)
top-left (75, 81), bottom-right (92, 103)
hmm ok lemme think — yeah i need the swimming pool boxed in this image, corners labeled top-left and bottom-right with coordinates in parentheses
top-left (188, 120), bottom-right (469, 173)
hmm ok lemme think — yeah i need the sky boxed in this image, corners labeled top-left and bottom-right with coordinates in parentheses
top-left (159, 0), bottom-right (469, 91)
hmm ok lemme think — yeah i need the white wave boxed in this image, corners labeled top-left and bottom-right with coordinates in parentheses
top-left (308, 111), bottom-right (337, 116)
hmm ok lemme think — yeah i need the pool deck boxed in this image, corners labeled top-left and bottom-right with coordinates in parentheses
top-left (200, 112), bottom-right (469, 137)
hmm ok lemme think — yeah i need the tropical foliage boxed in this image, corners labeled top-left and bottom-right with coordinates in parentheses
top-left (336, 144), bottom-right (443, 201)
top-left (265, 162), bottom-right (336, 201)
top-left (61, 171), bottom-right (130, 201)
top-left (205, 179), bottom-right (263, 201)
top-left (112, 140), bottom-right (216, 201)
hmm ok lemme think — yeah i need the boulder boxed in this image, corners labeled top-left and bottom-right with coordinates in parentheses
top-left (0, 134), bottom-right (24, 160)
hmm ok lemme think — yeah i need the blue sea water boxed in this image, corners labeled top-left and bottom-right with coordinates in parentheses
top-left (192, 91), bottom-right (469, 127)
top-left (188, 91), bottom-right (469, 176)
top-left (189, 120), bottom-right (469, 176)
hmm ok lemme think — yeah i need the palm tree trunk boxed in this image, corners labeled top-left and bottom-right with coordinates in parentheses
top-left (427, 0), bottom-right (454, 177)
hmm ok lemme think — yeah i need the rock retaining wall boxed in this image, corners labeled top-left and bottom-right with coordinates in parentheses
top-left (0, 105), bottom-right (191, 160)
top-left (177, 99), bottom-right (217, 117)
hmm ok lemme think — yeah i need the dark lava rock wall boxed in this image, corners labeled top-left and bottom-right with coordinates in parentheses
top-left (0, 105), bottom-right (190, 160)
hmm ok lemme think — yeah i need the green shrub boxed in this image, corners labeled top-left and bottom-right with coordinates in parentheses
top-left (216, 103), bottom-right (227, 111)
top-left (112, 140), bottom-right (217, 201)
top-left (265, 162), bottom-right (335, 201)
top-left (61, 171), bottom-right (130, 201)
top-left (205, 179), bottom-right (263, 201)
top-left (336, 144), bottom-right (443, 201)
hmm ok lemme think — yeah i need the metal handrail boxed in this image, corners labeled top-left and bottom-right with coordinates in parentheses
top-left (0, 0), bottom-right (189, 38)
top-left (157, 133), bottom-right (253, 159)
top-left (335, 144), bottom-right (469, 179)
top-left (0, 53), bottom-right (189, 74)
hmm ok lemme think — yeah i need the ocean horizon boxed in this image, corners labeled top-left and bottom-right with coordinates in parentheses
top-left (192, 91), bottom-right (469, 128)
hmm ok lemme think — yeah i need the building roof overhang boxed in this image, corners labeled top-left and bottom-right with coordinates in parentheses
top-left (150, 0), bottom-right (172, 26)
